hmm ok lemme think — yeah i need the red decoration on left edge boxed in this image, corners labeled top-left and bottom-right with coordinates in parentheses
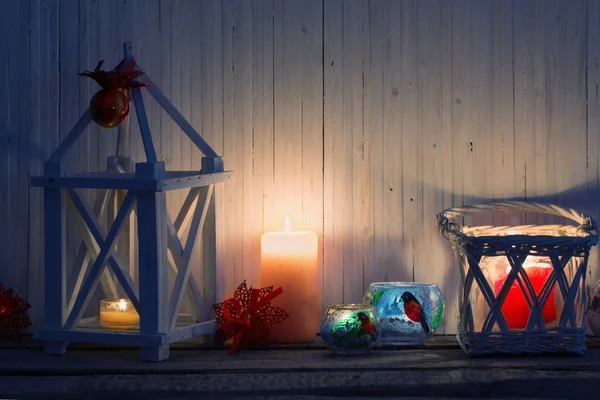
top-left (213, 281), bottom-right (288, 355)
top-left (79, 58), bottom-right (148, 128)
top-left (0, 284), bottom-right (32, 338)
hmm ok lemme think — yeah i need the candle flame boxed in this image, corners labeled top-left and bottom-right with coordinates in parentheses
top-left (119, 299), bottom-right (127, 312)
top-left (284, 216), bottom-right (292, 233)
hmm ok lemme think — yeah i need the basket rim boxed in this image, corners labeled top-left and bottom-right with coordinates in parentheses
top-left (437, 201), bottom-right (598, 249)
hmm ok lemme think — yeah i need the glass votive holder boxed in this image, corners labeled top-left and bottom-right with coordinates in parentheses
top-left (363, 282), bottom-right (444, 345)
top-left (99, 299), bottom-right (140, 330)
top-left (320, 304), bottom-right (380, 355)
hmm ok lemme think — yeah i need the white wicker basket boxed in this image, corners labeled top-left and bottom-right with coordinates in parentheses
top-left (436, 201), bottom-right (598, 356)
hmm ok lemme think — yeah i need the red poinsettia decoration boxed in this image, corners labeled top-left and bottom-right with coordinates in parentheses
top-left (79, 58), bottom-right (149, 128)
top-left (213, 280), bottom-right (288, 355)
top-left (0, 284), bottom-right (32, 337)
top-left (79, 58), bottom-right (148, 90)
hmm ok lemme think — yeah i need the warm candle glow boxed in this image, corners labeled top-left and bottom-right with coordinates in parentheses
top-left (260, 218), bottom-right (319, 343)
top-left (494, 257), bottom-right (557, 329)
top-left (100, 299), bottom-right (139, 330)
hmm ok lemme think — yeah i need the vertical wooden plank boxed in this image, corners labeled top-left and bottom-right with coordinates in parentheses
top-left (401, 0), bottom-right (422, 283)
top-left (415, 0), bottom-right (448, 332)
top-left (188, 0), bottom-right (204, 317)
top-left (366, 1), bottom-right (389, 287)
top-left (470, 0), bottom-right (493, 226)
top-left (28, 0), bottom-right (60, 327)
top-left (4, 0), bottom-right (31, 304)
top-left (233, 0), bottom-right (256, 287)
top-left (514, 0), bottom-right (550, 225)
top-left (529, 0), bottom-right (550, 225)
top-left (300, 0), bottom-right (324, 315)
top-left (0, 0), bottom-right (10, 299)
top-left (513, 0), bottom-right (534, 224)
top-left (451, 0), bottom-right (473, 226)
top-left (253, 0), bottom-right (275, 289)
top-left (491, 0), bottom-right (516, 227)
top-left (361, 0), bottom-right (383, 295)
top-left (380, 1), bottom-right (405, 284)
top-left (438, 0), bottom-right (457, 334)
top-left (562, 1), bottom-right (588, 206)
top-left (132, 0), bottom-right (159, 165)
top-left (323, 0), bottom-right (344, 308)
top-left (341, 0), bottom-right (364, 303)
top-left (587, 0), bottom-right (600, 284)
top-left (221, 0), bottom-right (241, 296)
top-left (60, 0), bottom-right (81, 172)
top-left (16, 0), bottom-right (31, 299)
top-left (448, 1), bottom-right (475, 333)
top-left (200, 0), bottom-right (225, 304)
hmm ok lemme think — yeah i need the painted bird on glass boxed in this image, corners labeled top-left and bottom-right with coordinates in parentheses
top-left (401, 291), bottom-right (429, 334)
top-left (357, 312), bottom-right (375, 335)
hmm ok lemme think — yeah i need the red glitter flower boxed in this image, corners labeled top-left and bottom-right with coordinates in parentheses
top-left (0, 284), bottom-right (32, 337)
top-left (213, 281), bottom-right (288, 355)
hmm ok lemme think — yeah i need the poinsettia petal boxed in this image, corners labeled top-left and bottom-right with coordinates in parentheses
top-left (258, 286), bottom-right (274, 299)
top-left (259, 306), bottom-right (289, 325)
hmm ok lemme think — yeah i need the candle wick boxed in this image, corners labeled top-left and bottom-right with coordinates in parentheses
top-left (284, 216), bottom-right (292, 233)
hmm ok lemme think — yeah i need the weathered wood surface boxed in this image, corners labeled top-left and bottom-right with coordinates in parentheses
top-left (2, 0), bottom-right (600, 336)
top-left (2, 337), bottom-right (600, 398)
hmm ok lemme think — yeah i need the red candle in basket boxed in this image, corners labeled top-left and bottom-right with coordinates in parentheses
top-left (493, 263), bottom-right (556, 329)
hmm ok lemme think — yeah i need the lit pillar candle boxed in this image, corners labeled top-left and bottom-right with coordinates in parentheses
top-left (493, 259), bottom-right (556, 329)
top-left (260, 217), bottom-right (318, 343)
top-left (99, 299), bottom-right (140, 330)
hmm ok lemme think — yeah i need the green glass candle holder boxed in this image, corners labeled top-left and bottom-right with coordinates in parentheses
top-left (320, 304), bottom-right (380, 355)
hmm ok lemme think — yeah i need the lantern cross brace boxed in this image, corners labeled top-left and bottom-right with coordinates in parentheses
top-left (66, 186), bottom-right (119, 313)
top-left (168, 185), bottom-right (214, 329)
top-left (65, 157), bottom-right (138, 314)
top-left (63, 189), bottom-right (138, 330)
top-left (65, 187), bottom-right (140, 310)
top-left (166, 186), bottom-right (213, 325)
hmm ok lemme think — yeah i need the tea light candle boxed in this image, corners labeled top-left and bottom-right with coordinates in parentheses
top-left (260, 216), bottom-right (318, 343)
top-left (99, 299), bottom-right (140, 330)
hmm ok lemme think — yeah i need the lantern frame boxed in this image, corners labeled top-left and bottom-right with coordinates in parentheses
top-left (30, 42), bottom-right (233, 361)
top-left (437, 201), bottom-right (598, 356)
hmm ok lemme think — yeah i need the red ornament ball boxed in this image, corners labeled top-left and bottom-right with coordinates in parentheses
top-left (90, 88), bottom-right (130, 128)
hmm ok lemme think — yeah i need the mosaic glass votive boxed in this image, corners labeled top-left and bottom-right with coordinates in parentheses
top-left (363, 282), bottom-right (444, 345)
top-left (320, 304), bottom-right (380, 355)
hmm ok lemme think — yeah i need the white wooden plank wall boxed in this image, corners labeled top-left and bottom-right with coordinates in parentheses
top-left (1, 0), bottom-right (599, 335)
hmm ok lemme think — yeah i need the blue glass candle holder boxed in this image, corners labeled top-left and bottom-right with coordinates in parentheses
top-left (320, 304), bottom-right (381, 355)
top-left (363, 282), bottom-right (444, 345)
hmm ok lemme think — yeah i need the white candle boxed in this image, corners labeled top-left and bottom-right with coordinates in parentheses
top-left (99, 299), bottom-right (140, 330)
top-left (260, 217), bottom-right (318, 343)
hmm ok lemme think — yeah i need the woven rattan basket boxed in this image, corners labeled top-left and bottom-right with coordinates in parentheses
top-left (436, 201), bottom-right (598, 356)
